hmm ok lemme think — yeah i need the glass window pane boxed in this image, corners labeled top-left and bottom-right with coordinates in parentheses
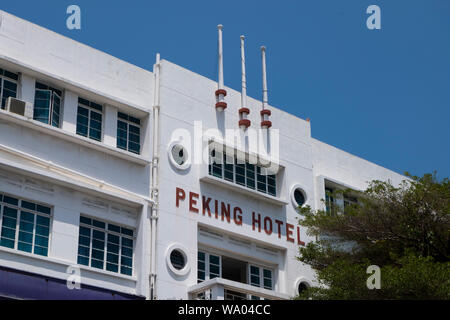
top-left (18, 231), bottom-right (33, 244)
top-left (20, 211), bottom-right (34, 223)
top-left (128, 142), bottom-right (140, 154)
top-left (78, 246), bottom-right (90, 257)
top-left (121, 246), bottom-right (132, 257)
top-left (36, 215), bottom-right (50, 227)
top-left (79, 226), bottom-right (90, 237)
top-left (92, 220), bottom-right (105, 229)
top-left (107, 243), bottom-right (119, 254)
top-left (120, 266), bottom-right (132, 276)
top-left (3, 196), bottom-right (18, 206)
top-left (198, 251), bottom-right (205, 261)
top-left (77, 256), bottom-right (89, 266)
top-left (34, 246), bottom-right (48, 256)
top-left (0, 238), bottom-right (15, 249)
top-left (107, 252), bottom-right (119, 264)
top-left (210, 265), bottom-right (220, 275)
top-left (121, 227), bottom-right (133, 237)
top-left (108, 224), bottom-right (121, 233)
top-left (92, 249), bottom-right (104, 260)
top-left (121, 256), bottom-right (132, 267)
top-left (210, 255), bottom-right (220, 265)
top-left (91, 259), bottom-right (104, 269)
top-left (92, 239), bottom-right (104, 250)
top-left (106, 263), bottom-right (118, 273)
top-left (2, 216), bottom-right (17, 228)
top-left (121, 238), bottom-right (133, 248)
top-left (80, 216), bottom-right (92, 225)
top-left (34, 235), bottom-right (48, 247)
top-left (19, 221), bottom-right (34, 233)
top-left (107, 233), bottom-right (119, 244)
top-left (21, 201), bottom-right (36, 211)
top-left (35, 225), bottom-right (49, 237)
top-left (77, 255), bottom-right (89, 266)
top-left (250, 266), bottom-right (259, 275)
top-left (78, 235), bottom-right (90, 246)
top-left (18, 242), bottom-right (32, 253)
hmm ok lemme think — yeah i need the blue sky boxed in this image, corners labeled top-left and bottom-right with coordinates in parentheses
top-left (2, 1), bottom-right (449, 178)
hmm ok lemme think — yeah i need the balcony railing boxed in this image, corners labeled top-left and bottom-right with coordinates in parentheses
top-left (187, 278), bottom-right (290, 300)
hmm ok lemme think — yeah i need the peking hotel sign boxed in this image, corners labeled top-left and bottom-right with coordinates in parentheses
top-left (176, 187), bottom-right (305, 246)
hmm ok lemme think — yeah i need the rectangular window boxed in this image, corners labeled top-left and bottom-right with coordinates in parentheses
top-left (249, 264), bottom-right (273, 290)
top-left (76, 98), bottom-right (103, 141)
top-left (0, 68), bottom-right (19, 109)
top-left (256, 167), bottom-right (267, 193)
top-left (235, 158), bottom-right (246, 186)
top-left (197, 251), bottom-right (221, 282)
top-left (325, 187), bottom-right (334, 214)
top-left (33, 82), bottom-right (62, 128)
top-left (77, 215), bottom-right (134, 276)
top-left (197, 251), bottom-right (206, 283)
top-left (224, 154), bottom-right (234, 182)
top-left (117, 112), bottom-right (141, 154)
top-left (208, 145), bottom-right (277, 197)
top-left (245, 163), bottom-right (256, 190)
top-left (0, 193), bottom-right (51, 256)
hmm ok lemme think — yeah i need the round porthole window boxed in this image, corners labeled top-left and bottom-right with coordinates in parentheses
top-left (168, 141), bottom-right (190, 170)
top-left (166, 244), bottom-right (190, 276)
top-left (291, 184), bottom-right (307, 208)
top-left (298, 282), bottom-right (309, 295)
top-left (294, 278), bottom-right (311, 296)
top-left (170, 249), bottom-right (186, 270)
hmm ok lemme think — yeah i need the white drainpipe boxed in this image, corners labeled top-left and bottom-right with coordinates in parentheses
top-left (150, 53), bottom-right (161, 300)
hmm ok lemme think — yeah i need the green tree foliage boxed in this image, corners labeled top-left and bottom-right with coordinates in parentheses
top-left (296, 172), bottom-right (450, 299)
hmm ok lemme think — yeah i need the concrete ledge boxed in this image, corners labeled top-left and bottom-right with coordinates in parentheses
top-left (200, 175), bottom-right (288, 207)
top-left (188, 277), bottom-right (290, 300)
top-left (0, 109), bottom-right (151, 166)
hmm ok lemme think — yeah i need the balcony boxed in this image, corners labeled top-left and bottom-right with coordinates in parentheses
top-left (187, 278), bottom-right (290, 300)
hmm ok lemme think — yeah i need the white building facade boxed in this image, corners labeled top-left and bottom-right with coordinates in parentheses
top-left (0, 11), bottom-right (405, 300)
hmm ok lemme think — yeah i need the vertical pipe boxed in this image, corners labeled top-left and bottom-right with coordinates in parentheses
top-left (215, 24), bottom-right (227, 111)
top-left (150, 52), bottom-right (161, 300)
top-left (261, 46), bottom-right (268, 110)
top-left (218, 24), bottom-right (224, 90)
top-left (240, 35), bottom-right (247, 108)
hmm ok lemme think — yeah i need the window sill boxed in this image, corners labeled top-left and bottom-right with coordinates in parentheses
top-left (200, 175), bottom-right (288, 206)
top-left (0, 109), bottom-right (150, 166)
top-left (77, 264), bottom-right (138, 282)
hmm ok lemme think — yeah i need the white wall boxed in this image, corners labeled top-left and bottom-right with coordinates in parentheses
top-left (0, 167), bottom-right (143, 296)
top-left (0, 10), bottom-right (153, 109)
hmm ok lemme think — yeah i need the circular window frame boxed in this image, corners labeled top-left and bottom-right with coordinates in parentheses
top-left (290, 184), bottom-right (308, 209)
top-left (167, 141), bottom-right (191, 170)
top-left (166, 243), bottom-right (190, 276)
top-left (294, 277), bottom-right (311, 295)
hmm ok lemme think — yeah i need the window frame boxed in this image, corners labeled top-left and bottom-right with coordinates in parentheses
top-left (197, 250), bottom-right (222, 283)
top-left (248, 264), bottom-right (274, 291)
top-left (208, 145), bottom-right (278, 197)
top-left (117, 112), bottom-right (141, 155)
top-left (0, 68), bottom-right (19, 110)
top-left (77, 215), bottom-right (135, 276)
top-left (33, 82), bottom-right (63, 128)
top-left (76, 97), bottom-right (103, 142)
top-left (0, 192), bottom-right (52, 257)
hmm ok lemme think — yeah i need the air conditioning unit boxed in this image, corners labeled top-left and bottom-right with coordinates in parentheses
top-left (6, 97), bottom-right (26, 116)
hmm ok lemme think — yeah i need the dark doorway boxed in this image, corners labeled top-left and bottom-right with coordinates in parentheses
top-left (221, 256), bottom-right (247, 284)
